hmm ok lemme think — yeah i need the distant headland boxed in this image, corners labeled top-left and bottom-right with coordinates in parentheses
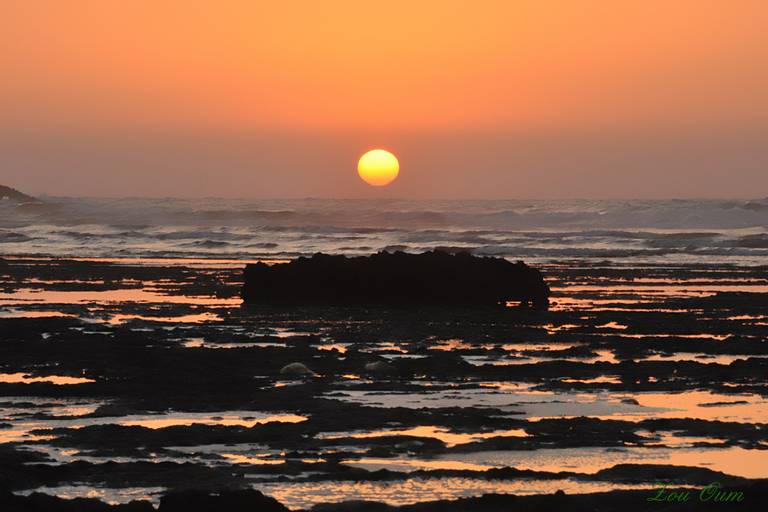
top-left (0, 185), bottom-right (40, 204)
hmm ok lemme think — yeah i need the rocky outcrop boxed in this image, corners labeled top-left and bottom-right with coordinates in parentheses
top-left (243, 251), bottom-right (550, 309)
top-left (0, 185), bottom-right (39, 204)
top-left (159, 489), bottom-right (289, 512)
top-left (279, 362), bottom-right (316, 376)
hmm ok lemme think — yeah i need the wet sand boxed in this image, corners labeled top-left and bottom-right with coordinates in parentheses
top-left (0, 256), bottom-right (766, 510)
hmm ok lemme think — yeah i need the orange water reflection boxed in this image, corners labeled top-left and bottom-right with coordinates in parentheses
top-left (437, 445), bottom-right (768, 479)
top-left (256, 478), bottom-right (661, 509)
top-left (0, 400), bottom-right (103, 443)
top-left (616, 333), bottom-right (731, 341)
top-left (14, 486), bottom-right (166, 506)
top-left (561, 375), bottom-right (622, 385)
top-left (348, 457), bottom-right (493, 472)
top-left (0, 373), bottom-right (94, 385)
top-left (613, 391), bottom-right (768, 423)
top-left (643, 352), bottom-right (768, 364)
top-left (319, 425), bottom-right (529, 447)
top-left (182, 339), bottom-right (284, 349)
top-left (0, 288), bottom-right (240, 306)
top-left (317, 343), bottom-right (349, 353)
top-left (597, 321), bottom-right (628, 329)
top-left (121, 412), bottom-right (307, 429)
top-left (554, 284), bottom-right (768, 294)
top-left (541, 323), bottom-right (580, 333)
top-left (108, 313), bottom-right (221, 324)
top-left (0, 309), bottom-right (75, 318)
top-left (7, 256), bottom-right (286, 267)
top-left (222, 453), bottom-right (285, 465)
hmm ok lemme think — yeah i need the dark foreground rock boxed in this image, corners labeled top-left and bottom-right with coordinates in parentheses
top-left (159, 489), bottom-right (288, 512)
top-left (3, 484), bottom-right (767, 512)
top-left (243, 251), bottom-right (550, 309)
top-left (0, 490), bottom-right (153, 511)
top-left (315, 483), bottom-right (767, 511)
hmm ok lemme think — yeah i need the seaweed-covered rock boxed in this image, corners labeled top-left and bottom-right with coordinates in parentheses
top-left (242, 251), bottom-right (550, 309)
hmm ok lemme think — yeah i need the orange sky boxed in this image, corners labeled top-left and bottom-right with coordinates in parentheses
top-left (1, 1), bottom-right (767, 197)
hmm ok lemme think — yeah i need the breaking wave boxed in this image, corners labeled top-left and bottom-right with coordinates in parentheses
top-left (1, 197), bottom-right (767, 264)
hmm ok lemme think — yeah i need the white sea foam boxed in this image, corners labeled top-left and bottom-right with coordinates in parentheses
top-left (1, 198), bottom-right (767, 263)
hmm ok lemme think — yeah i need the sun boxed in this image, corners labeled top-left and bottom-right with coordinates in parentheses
top-left (357, 149), bottom-right (399, 187)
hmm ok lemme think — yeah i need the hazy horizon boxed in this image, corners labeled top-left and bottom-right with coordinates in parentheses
top-left (2, 1), bottom-right (767, 198)
top-left (19, 193), bottom-right (768, 201)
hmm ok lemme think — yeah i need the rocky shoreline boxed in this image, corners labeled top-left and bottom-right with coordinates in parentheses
top-left (1, 256), bottom-right (766, 510)
top-left (3, 483), bottom-right (767, 511)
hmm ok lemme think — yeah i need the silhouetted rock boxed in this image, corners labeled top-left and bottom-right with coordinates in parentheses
top-left (243, 251), bottom-right (550, 310)
top-left (158, 489), bottom-right (288, 512)
top-left (312, 501), bottom-right (396, 512)
top-left (280, 362), bottom-right (316, 376)
top-left (0, 185), bottom-right (39, 204)
top-left (364, 361), bottom-right (396, 376)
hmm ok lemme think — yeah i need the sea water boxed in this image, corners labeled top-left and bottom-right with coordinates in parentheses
top-left (2, 197), bottom-right (768, 264)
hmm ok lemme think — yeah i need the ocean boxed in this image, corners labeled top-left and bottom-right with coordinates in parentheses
top-left (2, 197), bottom-right (768, 264)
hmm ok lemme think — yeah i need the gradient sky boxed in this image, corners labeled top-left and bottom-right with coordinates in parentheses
top-left (1, 1), bottom-right (767, 198)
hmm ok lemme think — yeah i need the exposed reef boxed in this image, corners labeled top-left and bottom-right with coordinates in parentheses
top-left (242, 251), bottom-right (550, 309)
top-left (2, 257), bottom-right (767, 510)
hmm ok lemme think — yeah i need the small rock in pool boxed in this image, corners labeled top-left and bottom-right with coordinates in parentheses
top-left (279, 362), bottom-right (315, 376)
top-left (364, 361), bottom-right (396, 376)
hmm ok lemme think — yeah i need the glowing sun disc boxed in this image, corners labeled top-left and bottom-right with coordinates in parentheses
top-left (357, 149), bottom-right (399, 186)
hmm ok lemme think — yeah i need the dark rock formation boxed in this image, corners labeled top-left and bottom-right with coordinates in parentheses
top-left (0, 185), bottom-right (39, 204)
top-left (243, 251), bottom-right (549, 309)
top-left (158, 489), bottom-right (289, 512)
